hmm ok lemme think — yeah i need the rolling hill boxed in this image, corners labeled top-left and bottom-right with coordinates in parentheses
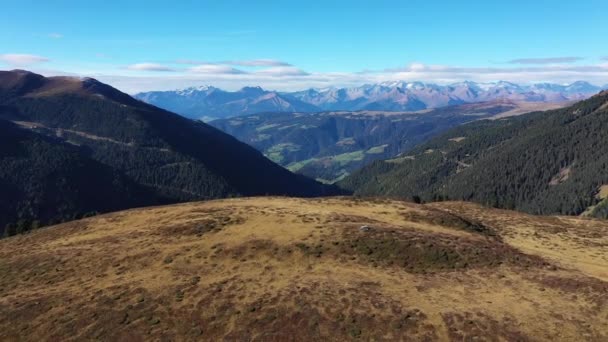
top-left (211, 101), bottom-right (568, 183)
top-left (0, 196), bottom-right (606, 340)
top-left (0, 70), bottom-right (338, 235)
top-left (340, 91), bottom-right (608, 219)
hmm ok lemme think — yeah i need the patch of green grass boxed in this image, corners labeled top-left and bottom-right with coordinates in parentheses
top-left (336, 138), bottom-right (356, 146)
top-left (332, 150), bottom-right (365, 165)
top-left (590, 198), bottom-right (608, 219)
top-left (287, 158), bottom-right (315, 172)
top-left (316, 172), bottom-right (349, 184)
top-left (255, 123), bottom-right (281, 132)
top-left (278, 124), bottom-right (298, 130)
top-left (386, 156), bottom-right (415, 164)
top-left (366, 144), bottom-right (388, 154)
top-left (288, 151), bottom-right (364, 173)
top-left (252, 134), bottom-right (271, 142)
top-left (299, 124), bottom-right (317, 129)
top-left (265, 143), bottom-right (301, 163)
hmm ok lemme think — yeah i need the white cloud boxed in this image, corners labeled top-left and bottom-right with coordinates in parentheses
top-left (48, 33), bottom-right (63, 39)
top-left (508, 57), bottom-right (583, 64)
top-left (0, 53), bottom-right (50, 66)
top-left (408, 63), bottom-right (427, 71)
top-left (228, 59), bottom-right (291, 67)
top-left (126, 63), bottom-right (174, 72)
top-left (254, 66), bottom-right (309, 76)
top-left (175, 59), bottom-right (205, 65)
top-left (176, 59), bottom-right (291, 67)
top-left (33, 60), bottom-right (608, 94)
top-left (188, 64), bottom-right (246, 74)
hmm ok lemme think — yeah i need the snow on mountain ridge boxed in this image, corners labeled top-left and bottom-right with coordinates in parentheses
top-left (134, 80), bottom-right (603, 120)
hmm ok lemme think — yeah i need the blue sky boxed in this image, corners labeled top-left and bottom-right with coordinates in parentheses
top-left (1, 0), bottom-right (608, 92)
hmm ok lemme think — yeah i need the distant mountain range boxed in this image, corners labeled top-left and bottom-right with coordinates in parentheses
top-left (340, 90), bottom-right (608, 219)
top-left (135, 86), bottom-right (318, 121)
top-left (135, 81), bottom-right (607, 120)
top-left (0, 70), bottom-right (338, 236)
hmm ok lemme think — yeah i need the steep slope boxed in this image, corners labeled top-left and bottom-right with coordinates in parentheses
top-left (0, 120), bottom-right (158, 235)
top-left (211, 101), bottom-right (566, 183)
top-left (341, 91), bottom-right (608, 218)
top-left (0, 70), bottom-right (338, 233)
top-left (0, 197), bottom-right (606, 341)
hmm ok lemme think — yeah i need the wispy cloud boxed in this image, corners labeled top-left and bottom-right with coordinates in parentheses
top-left (228, 59), bottom-right (291, 67)
top-left (126, 63), bottom-right (175, 72)
top-left (188, 64), bottom-right (246, 74)
top-left (254, 66), bottom-right (309, 76)
top-left (382, 63), bottom-right (608, 75)
top-left (176, 59), bottom-right (291, 67)
top-left (175, 59), bottom-right (206, 65)
top-left (48, 33), bottom-right (63, 39)
top-left (508, 57), bottom-right (583, 64)
top-left (0, 53), bottom-right (50, 66)
top-left (31, 59), bottom-right (608, 94)
top-left (92, 61), bottom-right (608, 94)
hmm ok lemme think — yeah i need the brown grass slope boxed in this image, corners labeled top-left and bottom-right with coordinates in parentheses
top-left (0, 197), bottom-right (607, 341)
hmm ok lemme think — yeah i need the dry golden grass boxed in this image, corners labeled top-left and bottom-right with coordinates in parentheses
top-left (489, 101), bottom-right (573, 119)
top-left (1, 197), bottom-right (607, 341)
top-left (597, 185), bottom-right (608, 200)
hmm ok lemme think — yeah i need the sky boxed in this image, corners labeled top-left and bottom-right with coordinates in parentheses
top-left (1, 0), bottom-right (608, 93)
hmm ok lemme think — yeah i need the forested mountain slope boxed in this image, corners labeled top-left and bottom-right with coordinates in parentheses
top-left (0, 120), bottom-right (159, 235)
top-left (0, 70), bottom-right (338, 235)
top-left (341, 91), bottom-right (608, 218)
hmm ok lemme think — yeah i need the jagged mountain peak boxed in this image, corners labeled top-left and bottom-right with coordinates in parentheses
top-left (134, 80), bottom-right (605, 120)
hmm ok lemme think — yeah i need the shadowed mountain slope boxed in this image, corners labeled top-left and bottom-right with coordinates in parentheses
top-left (0, 70), bottom-right (339, 234)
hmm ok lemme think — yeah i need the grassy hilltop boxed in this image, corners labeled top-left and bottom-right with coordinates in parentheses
top-left (1, 197), bottom-right (606, 341)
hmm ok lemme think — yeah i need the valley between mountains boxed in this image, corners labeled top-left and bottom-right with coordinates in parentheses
top-left (209, 101), bottom-right (567, 183)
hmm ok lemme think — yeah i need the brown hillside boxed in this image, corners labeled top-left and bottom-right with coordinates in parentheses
top-left (0, 197), bottom-right (606, 341)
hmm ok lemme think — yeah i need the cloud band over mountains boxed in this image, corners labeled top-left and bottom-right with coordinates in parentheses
top-left (2, 53), bottom-right (607, 93)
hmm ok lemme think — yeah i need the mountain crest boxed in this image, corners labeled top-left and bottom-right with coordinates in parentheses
top-left (136, 80), bottom-right (605, 120)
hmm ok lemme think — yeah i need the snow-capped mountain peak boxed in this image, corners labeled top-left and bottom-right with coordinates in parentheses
top-left (175, 85), bottom-right (216, 96)
top-left (135, 80), bottom-right (604, 120)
